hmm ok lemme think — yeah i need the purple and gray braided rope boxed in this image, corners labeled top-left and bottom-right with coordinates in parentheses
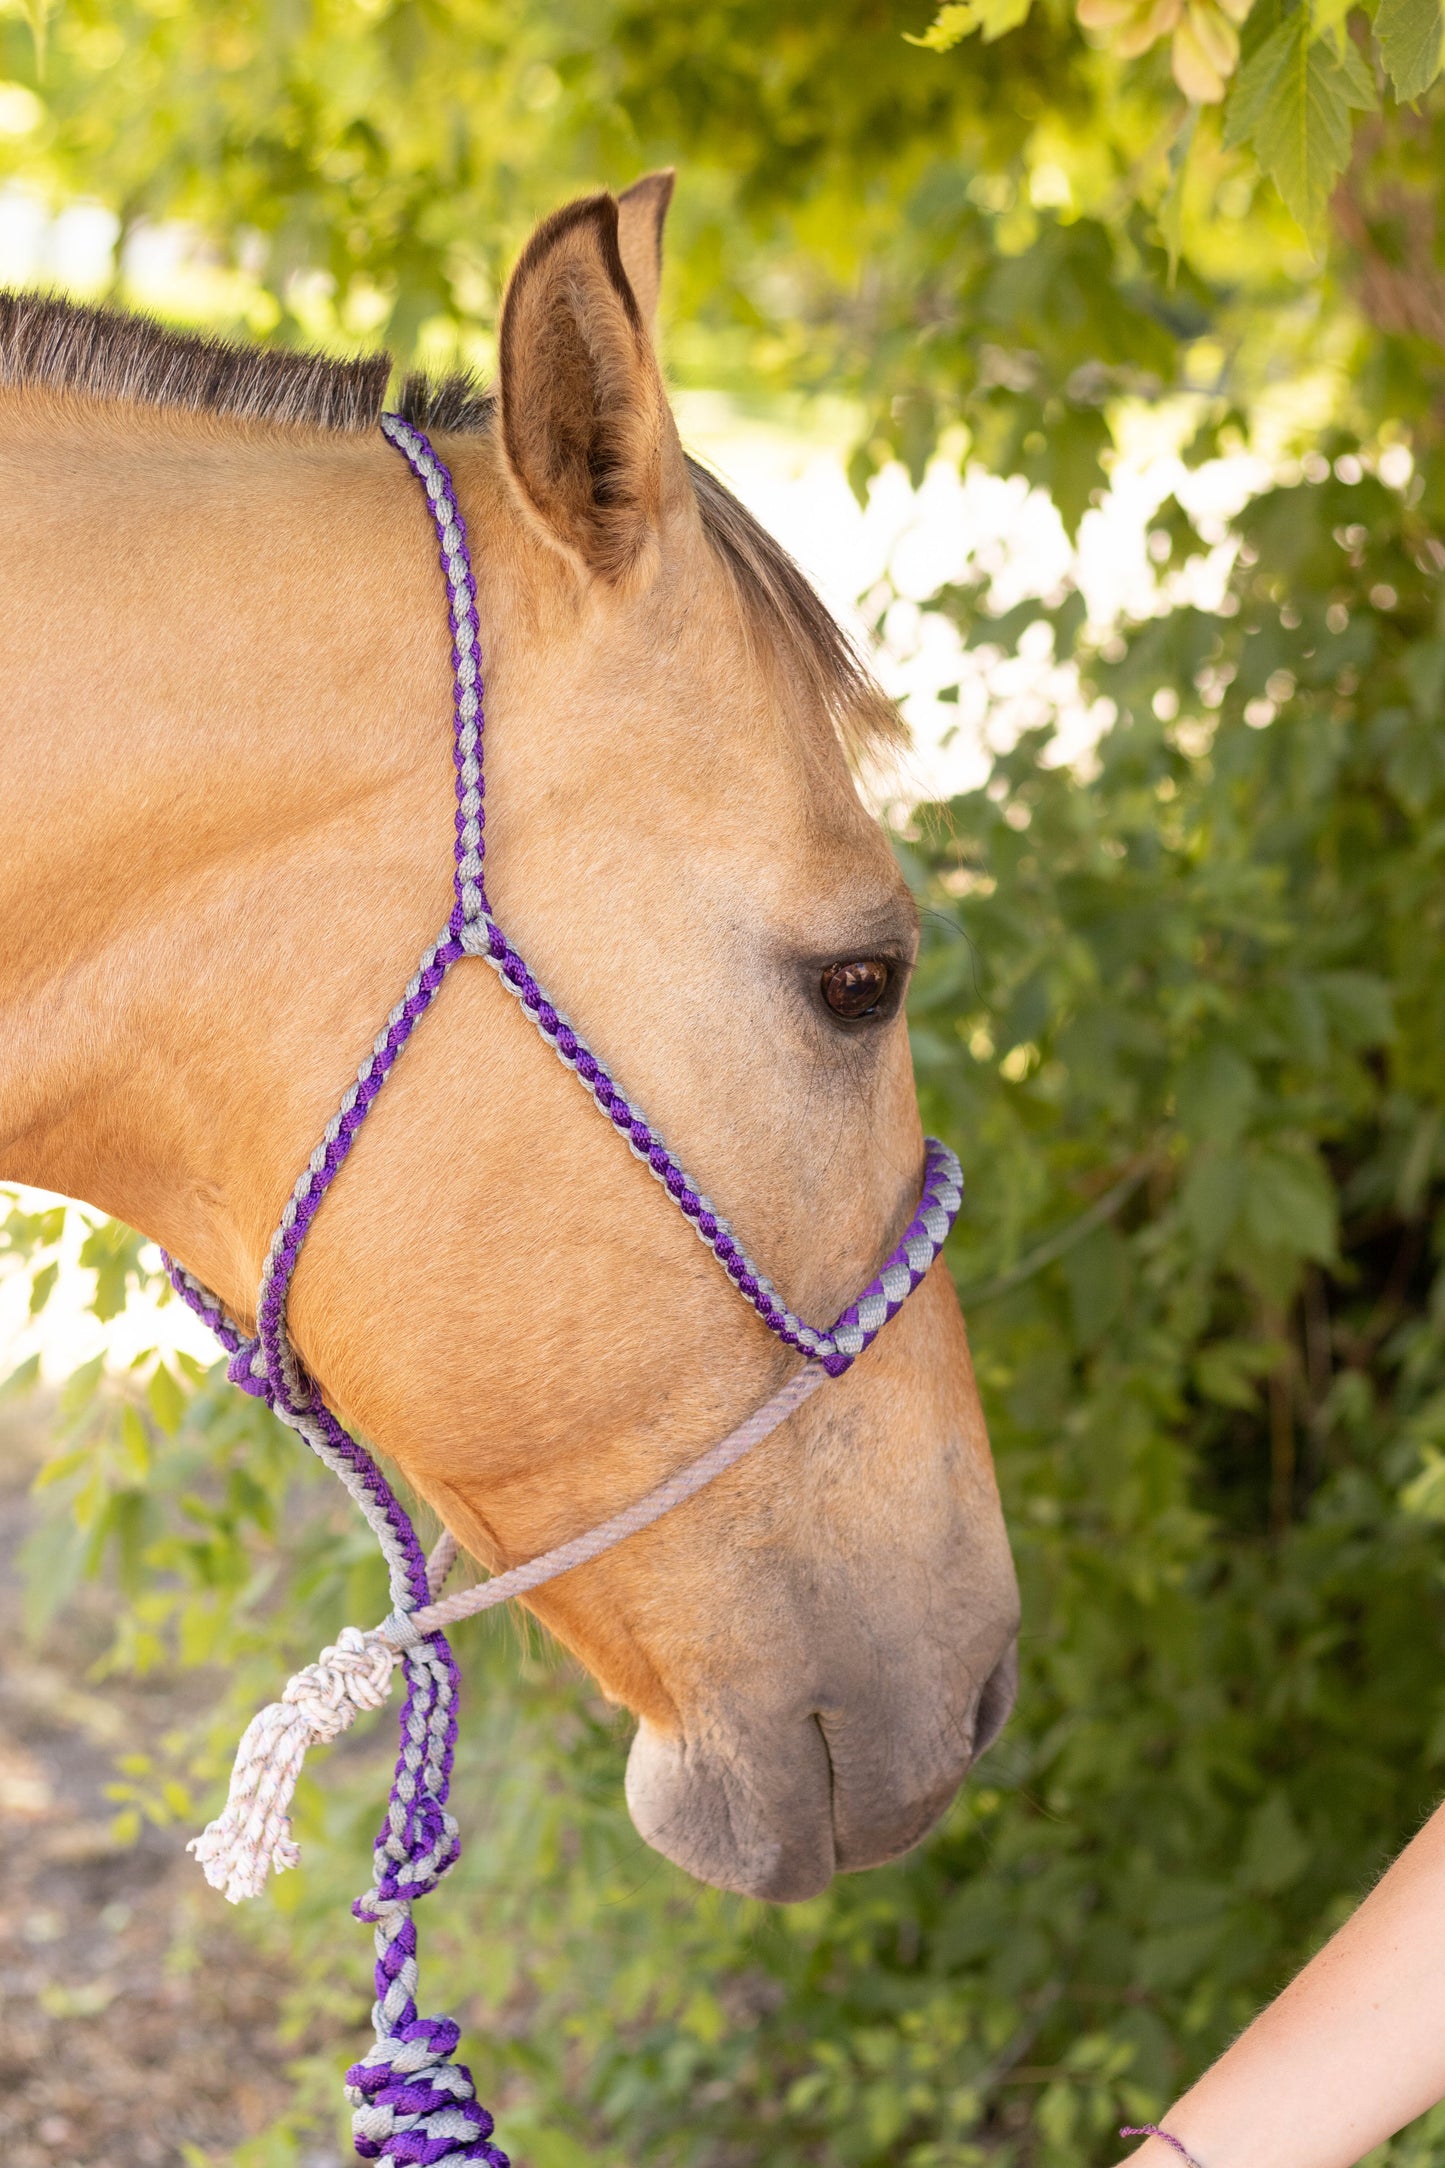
top-left (163, 415), bottom-right (965, 2166)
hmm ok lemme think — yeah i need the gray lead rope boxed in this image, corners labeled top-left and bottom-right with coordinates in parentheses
top-left (398, 1360), bottom-right (828, 1639)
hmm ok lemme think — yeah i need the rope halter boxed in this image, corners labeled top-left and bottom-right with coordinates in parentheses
top-left (164, 415), bottom-right (964, 2167)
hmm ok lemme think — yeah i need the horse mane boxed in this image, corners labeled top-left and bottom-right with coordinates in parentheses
top-left (0, 290), bottom-right (900, 750)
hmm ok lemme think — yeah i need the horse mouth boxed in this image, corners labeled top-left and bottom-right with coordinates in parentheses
top-left (623, 1640), bottom-right (1019, 1902)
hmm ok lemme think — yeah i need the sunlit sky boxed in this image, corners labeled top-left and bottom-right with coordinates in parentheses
top-left (0, 183), bottom-right (1287, 1381)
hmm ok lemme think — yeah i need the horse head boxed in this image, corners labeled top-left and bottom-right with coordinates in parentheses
top-left (0, 178), bottom-right (1018, 1902)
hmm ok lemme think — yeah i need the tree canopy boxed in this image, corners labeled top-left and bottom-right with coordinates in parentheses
top-left (3, 2), bottom-right (1445, 2164)
top-left (1, 0), bottom-right (1442, 523)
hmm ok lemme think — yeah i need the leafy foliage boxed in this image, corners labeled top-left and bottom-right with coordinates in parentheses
top-left (914, 0), bottom-right (1443, 242)
top-left (1375, 0), bottom-right (1445, 98)
top-left (0, 0), bottom-right (1438, 531)
top-left (1223, 8), bottom-right (1377, 242)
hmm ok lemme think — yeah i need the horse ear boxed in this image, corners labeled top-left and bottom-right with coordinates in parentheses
top-left (498, 190), bottom-right (682, 585)
top-left (616, 169), bottom-right (675, 335)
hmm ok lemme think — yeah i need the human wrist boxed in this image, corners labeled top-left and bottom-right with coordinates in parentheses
top-left (1121, 2124), bottom-right (1205, 2168)
top-left (1117, 2116), bottom-right (1210, 2168)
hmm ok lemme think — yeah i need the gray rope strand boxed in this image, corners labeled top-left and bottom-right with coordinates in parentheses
top-left (426, 1529), bottom-right (461, 1600)
top-left (390, 1361), bottom-right (828, 1645)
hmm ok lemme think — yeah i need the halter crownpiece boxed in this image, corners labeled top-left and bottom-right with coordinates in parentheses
top-left (164, 415), bottom-right (964, 2166)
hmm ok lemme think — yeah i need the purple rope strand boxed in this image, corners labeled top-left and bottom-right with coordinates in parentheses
top-left (465, 908), bottom-right (963, 1374)
top-left (163, 1254), bottom-right (495, 2165)
top-left (379, 414), bottom-right (488, 931)
top-left (255, 937), bottom-right (465, 1417)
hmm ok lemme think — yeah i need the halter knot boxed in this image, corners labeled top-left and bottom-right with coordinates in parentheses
top-left (282, 1623), bottom-right (397, 1724)
top-left (346, 2033), bottom-right (504, 2166)
top-left (226, 1336), bottom-right (272, 1399)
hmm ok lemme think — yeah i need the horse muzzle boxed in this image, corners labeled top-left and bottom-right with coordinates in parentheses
top-left (623, 1632), bottom-right (1019, 1902)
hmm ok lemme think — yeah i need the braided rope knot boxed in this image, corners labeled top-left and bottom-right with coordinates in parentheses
top-left (189, 1626), bottom-right (401, 1903)
top-left (346, 1919), bottom-right (509, 2167)
top-left (347, 2016), bottom-right (507, 2165)
top-left (226, 1336), bottom-right (272, 1399)
top-left (354, 1795), bottom-right (462, 1917)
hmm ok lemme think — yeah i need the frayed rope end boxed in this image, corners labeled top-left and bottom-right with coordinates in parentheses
top-left (190, 1625), bottom-right (401, 1905)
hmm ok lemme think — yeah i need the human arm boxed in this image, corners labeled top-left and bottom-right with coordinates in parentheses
top-left (1117, 1793), bottom-right (1445, 2168)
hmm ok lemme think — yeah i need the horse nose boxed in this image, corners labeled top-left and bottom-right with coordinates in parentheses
top-left (625, 1707), bottom-right (839, 1901)
top-left (824, 1625), bottom-right (1019, 1876)
top-left (972, 1638), bottom-right (1019, 1759)
top-left (625, 1625), bottom-right (1021, 1903)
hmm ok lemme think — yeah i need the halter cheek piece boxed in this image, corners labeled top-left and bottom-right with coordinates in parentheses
top-left (164, 416), bottom-right (964, 2168)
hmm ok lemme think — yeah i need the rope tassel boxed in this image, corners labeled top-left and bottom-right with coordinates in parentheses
top-left (190, 1626), bottom-right (400, 1904)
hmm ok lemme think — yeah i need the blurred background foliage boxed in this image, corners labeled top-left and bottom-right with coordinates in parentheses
top-left (3, 0), bottom-right (1445, 2164)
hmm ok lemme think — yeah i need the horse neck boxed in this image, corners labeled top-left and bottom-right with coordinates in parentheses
top-left (0, 395), bottom-right (468, 1306)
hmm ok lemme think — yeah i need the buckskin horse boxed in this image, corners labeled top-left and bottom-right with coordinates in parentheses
top-left (0, 174), bottom-right (1019, 1915)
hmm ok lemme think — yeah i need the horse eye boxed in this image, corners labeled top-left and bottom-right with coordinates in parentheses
top-left (821, 958), bottom-right (892, 1019)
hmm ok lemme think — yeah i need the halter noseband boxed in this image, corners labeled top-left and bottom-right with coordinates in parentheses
top-left (163, 416), bottom-right (964, 2168)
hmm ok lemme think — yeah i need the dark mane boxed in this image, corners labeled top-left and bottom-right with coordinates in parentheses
top-left (0, 290), bottom-right (899, 750)
top-left (0, 290), bottom-right (392, 431)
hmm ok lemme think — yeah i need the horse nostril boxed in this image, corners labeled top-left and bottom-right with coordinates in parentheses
top-left (973, 1642), bottom-right (1018, 1760)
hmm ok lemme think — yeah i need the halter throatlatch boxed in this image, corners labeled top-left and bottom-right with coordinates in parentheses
top-left (164, 416), bottom-right (964, 2166)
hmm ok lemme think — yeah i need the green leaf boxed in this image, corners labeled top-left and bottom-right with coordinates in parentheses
top-left (27, 1258), bottom-right (58, 1316)
top-left (119, 1405), bottom-right (151, 1482)
top-left (1026, 402), bottom-right (1112, 540)
top-left (1244, 1149), bottom-right (1338, 1261)
top-left (905, 0), bottom-right (1033, 47)
top-left (79, 1219), bottom-right (145, 1324)
top-left (1403, 1444), bottom-right (1445, 1520)
top-left (1195, 1337), bottom-right (1278, 1409)
top-left (1374, 0), bottom-right (1444, 97)
top-left (23, 0), bottom-right (51, 79)
top-left (1311, 0), bottom-right (1354, 52)
top-left (58, 1352), bottom-right (105, 1417)
top-left (1315, 970), bottom-right (1394, 1045)
top-left (1159, 107), bottom-right (1198, 282)
top-left (32, 1444), bottom-right (91, 1490)
top-left (19, 1509), bottom-right (86, 1641)
top-left (1175, 1047), bottom-right (1258, 1145)
top-left (1241, 1792), bottom-right (1311, 1893)
top-left (1063, 1223), bottom-right (1128, 1346)
top-left (0, 1352), bottom-right (41, 1399)
top-left (1181, 1151), bottom-right (1248, 1253)
top-left (1226, 15), bottom-right (1376, 242)
top-left (147, 1360), bottom-right (187, 1438)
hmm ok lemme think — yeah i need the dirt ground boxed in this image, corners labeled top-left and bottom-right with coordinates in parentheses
top-left (0, 1401), bottom-right (340, 2168)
